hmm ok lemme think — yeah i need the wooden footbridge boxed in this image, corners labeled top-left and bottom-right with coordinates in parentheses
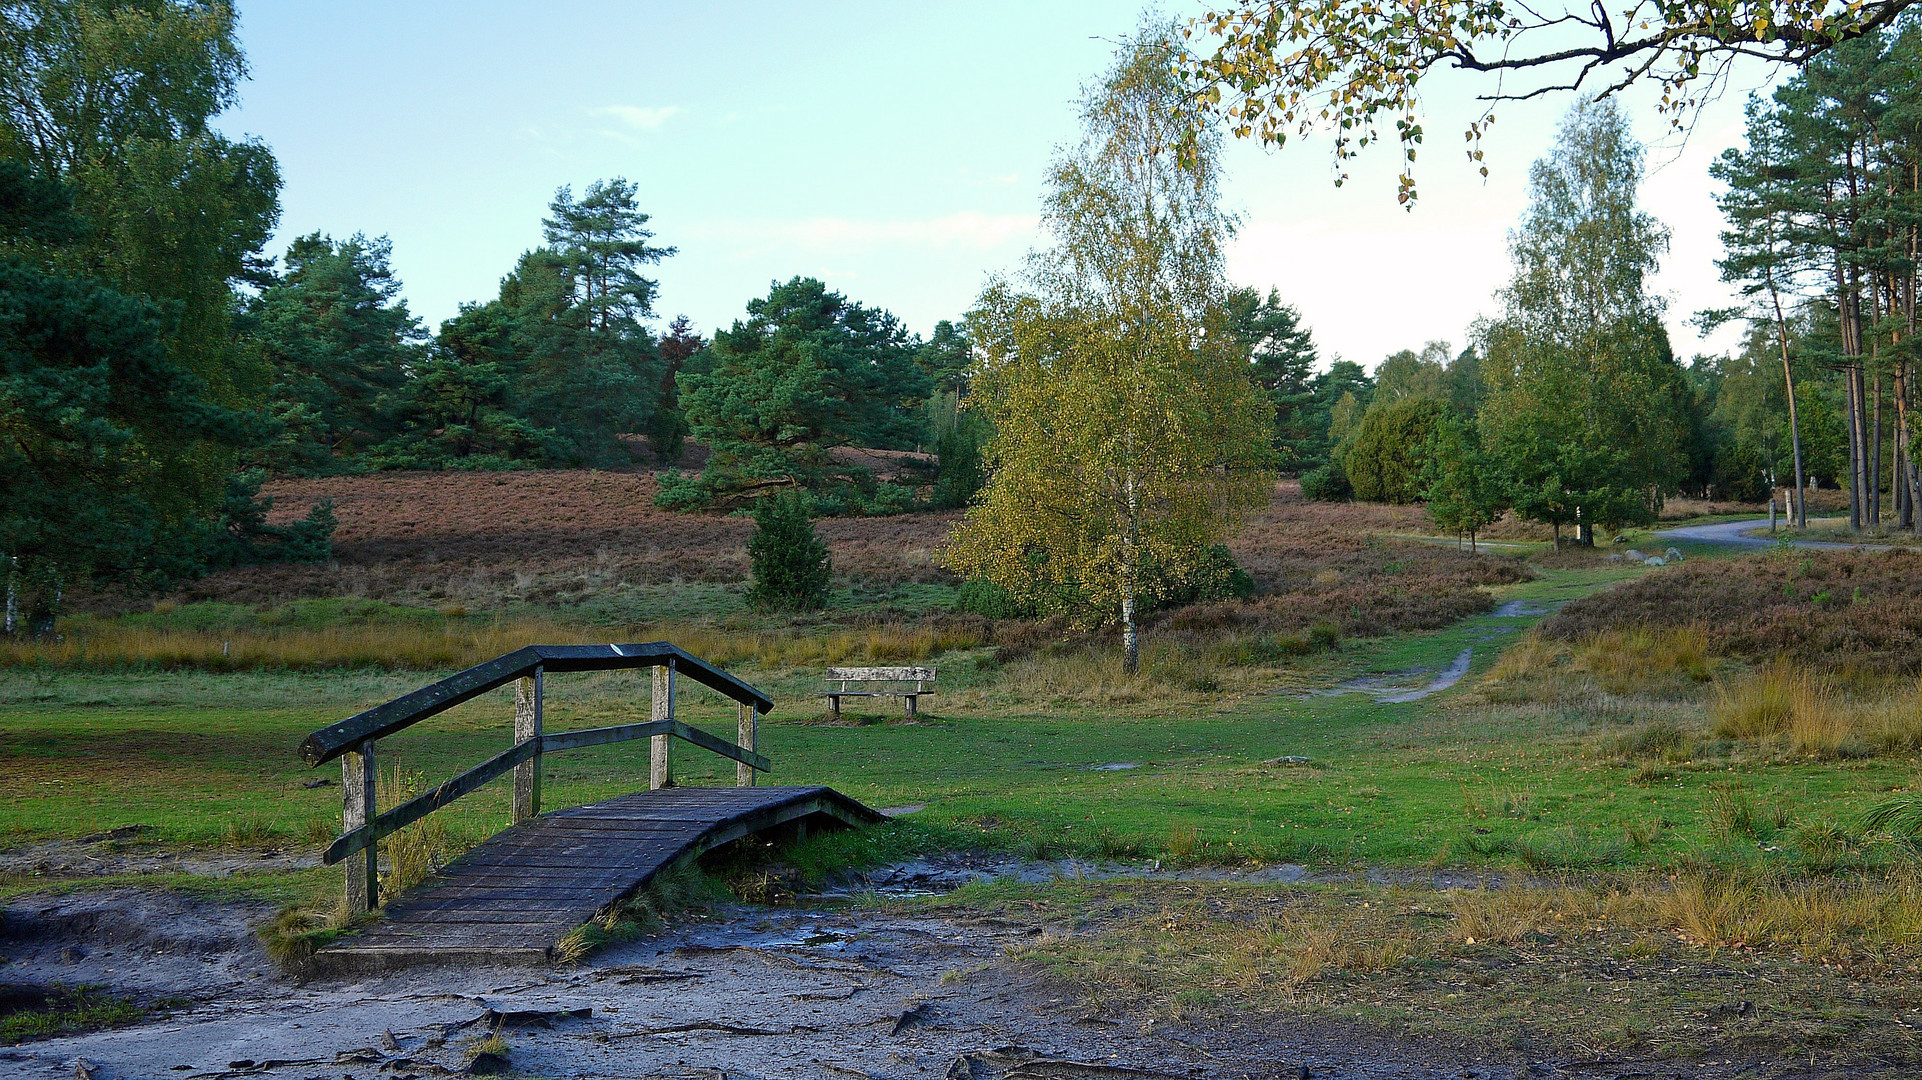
top-left (297, 643), bottom-right (882, 970)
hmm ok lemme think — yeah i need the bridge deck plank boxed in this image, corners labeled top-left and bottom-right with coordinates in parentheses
top-left (313, 785), bottom-right (880, 971)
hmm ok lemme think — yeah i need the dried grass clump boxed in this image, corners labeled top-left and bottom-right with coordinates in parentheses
top-left (258, 902), bottom-right (372, 974)
top-left (1482, 627), bottom-right (1714, 703)
top-left (984, 641), bottom-right (1275, 706)
top-left (0, 616), bottom-right (593, 672)
top-left (1710, 667), bottom-right (1922, 758)
top-left (377, 764), bottom-right (454, 896)
top-left (1652, 871), bottom-right (1922, 965)
top-left (0, 609), bottom-right (988, 673)
top-left (554, 861), bottom-right (726, 963)
top-left (1710, 666), bottom-right (1805, 739)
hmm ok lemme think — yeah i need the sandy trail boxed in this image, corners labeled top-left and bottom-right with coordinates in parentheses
top-left (0, 884), bottom-right (1684, 1080)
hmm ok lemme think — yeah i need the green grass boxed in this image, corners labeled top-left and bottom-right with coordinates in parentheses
top-left (0, 985), bottom-right (145, 1044)
top-left (3, 564), bottom-right (1912, 890)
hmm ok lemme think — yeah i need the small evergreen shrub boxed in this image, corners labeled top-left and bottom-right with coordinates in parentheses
top-left (746, 492), bottom-right (832, 611)
top-left (281, 500), bottom-right (337, 563)
top-left (1299, 462), bottom-right (1352, 502)
top-left (652, 470), bottom-right (710, 511)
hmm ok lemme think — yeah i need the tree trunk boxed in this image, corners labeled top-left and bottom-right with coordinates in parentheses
top-left (1856, 362), bottom-right (1872, 530)
top-left (1872, 367), bottom-right (1884, 528)
top-left (1766, 274), bottom-right (1806, 529)
top-left (1121, 596), bottom-right (1138, 676)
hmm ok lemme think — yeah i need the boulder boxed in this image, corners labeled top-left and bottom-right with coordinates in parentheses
top-left (1622, 550), bottom-right (1647, 563)
top-left (1665, 547), bottom-right (1684, 562)
top-left (1644, 556), bottom-right (1666, 567)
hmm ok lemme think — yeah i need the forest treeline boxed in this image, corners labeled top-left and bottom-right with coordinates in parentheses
top-left (1296, 21), bottom-right (1922, 548)
top-left (6, 2), bottom-right (1921, 632)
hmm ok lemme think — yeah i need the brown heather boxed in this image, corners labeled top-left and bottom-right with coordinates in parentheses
top-left (1540, 547), bottom-right (1922, 676)
top-left (1179, 482), bottom-right (1533, 638)
top-left (159, 469), bottom-right (960, 610)
top-left (73, 474), bottom-right (1527, 648)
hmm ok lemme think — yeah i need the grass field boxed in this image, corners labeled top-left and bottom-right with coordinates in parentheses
top-left (8, 558), bottom-right (1911, 878)
top-left (11, 473), bottom-right (1922, 1066)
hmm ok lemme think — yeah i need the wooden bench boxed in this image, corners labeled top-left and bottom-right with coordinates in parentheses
top-left (819, 666), bottom-right (936, 718)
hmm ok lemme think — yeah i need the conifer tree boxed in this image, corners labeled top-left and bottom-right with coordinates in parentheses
top-left (746, 492), bottom-right (831, 611)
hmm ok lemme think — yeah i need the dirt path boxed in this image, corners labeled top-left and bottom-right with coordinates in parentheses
top-left (0, 886), bottom-right (1829, 1080)
top-left (1656, 517), bottom-right (1891, 551)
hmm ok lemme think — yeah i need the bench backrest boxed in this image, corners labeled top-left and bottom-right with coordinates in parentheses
top-left (825, 666), bottom-right (936, 691)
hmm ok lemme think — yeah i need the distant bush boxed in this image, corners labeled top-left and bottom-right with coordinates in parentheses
top-left (953, 579), bottom-right (1036, 619)
top-left (1345, 396), bottom-right (1447, 504)
top-left (746, 492), bottom-right (832, 611)
top-left (1298, 462), bottom-right (1352, 502)
top-left (211, 470), bottom-right (337, 566)
top-left (654, 467), bottom-right (925, 517)
top-left (1153, 544), bottom-right (1256, 608)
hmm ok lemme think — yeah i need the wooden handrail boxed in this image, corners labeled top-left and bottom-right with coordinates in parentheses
top-left (321, 719), bottom-right (773, 866)
top-left (301, 642), bottom-right (772, 913)
top-left (298, 643), bottom-right (773, 767)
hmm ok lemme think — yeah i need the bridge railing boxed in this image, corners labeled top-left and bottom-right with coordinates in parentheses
top-left (299, 642), bottom-right (774, 913)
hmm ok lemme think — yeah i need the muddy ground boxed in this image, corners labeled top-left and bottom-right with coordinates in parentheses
top-left (0, 880), bottom-right (1882, 1080)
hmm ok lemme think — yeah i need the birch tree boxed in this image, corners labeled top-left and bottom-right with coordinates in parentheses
top-left (941, 22), bottom-right (1274, 675)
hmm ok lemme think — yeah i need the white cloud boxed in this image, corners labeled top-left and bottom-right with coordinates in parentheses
top-left (594, 105), bottom-right (681, 130)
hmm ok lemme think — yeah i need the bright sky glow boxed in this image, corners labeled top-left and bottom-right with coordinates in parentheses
top-left (223, 1), bottom-right (1770, 371)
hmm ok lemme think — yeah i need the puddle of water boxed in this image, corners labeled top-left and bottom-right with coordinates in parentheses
top-left (839, 856), bottom-right (1317, 897)
top-left (1086, 762), bottom-right (1139, 772)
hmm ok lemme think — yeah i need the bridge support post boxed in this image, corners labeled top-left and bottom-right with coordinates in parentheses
top-left (736, 702), bottom-right (757, 787)
top-left (342, 740), bottom-right (378, 914)
top-left (650, 660), bottom-right (675, 789)
top-left (513, 668), bottom-right (543, 822)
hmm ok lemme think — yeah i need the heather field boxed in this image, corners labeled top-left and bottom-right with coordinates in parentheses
top-left (13, 474), bottom-right (1922, 1071)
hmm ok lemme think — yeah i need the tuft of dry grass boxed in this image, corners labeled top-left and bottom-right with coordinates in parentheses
top-left (1710, 667), bottom-right (1922, 758)
top-left (1482, 626), bottom-right (1715, 703)
top-left (1003, 867), bottom-right (1922, 1059)
top-left (0, 613), bottom-right (987, 673)
top-left (1710, 665), bottom-right (1803, 739)
top-left (258, 902), bottom-right (374, 974)
top-left (555, 861), bottom-right (726, 964)
top-left (0, 615), bottom-right (594, 672)
top-left (377, 764), bottom-right (454, 897)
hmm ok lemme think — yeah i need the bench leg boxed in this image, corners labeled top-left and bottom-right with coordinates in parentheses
top-left (904, 694), bottom-right (917, 719)
top-left (829, 694), bottom-right (840, 718)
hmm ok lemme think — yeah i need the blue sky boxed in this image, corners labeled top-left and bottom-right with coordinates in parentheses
top-left (222, 2), bottom-right (1768, 369)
